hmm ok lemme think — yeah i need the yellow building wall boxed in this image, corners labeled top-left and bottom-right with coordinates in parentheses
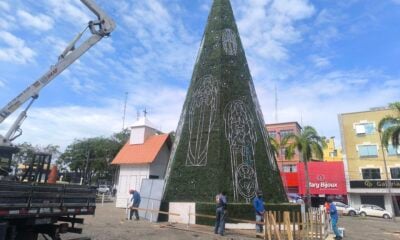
top-left (323, 137), bottom-right (343, 161)
top-left (339, 108), bottom-right (400, 181)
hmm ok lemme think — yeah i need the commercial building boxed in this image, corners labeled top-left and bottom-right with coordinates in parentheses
top-left (323, 137), bottom-right (343, 162)
top-left (266, 122), bottom-right (346, 205)
top-left (266, 122), bottom-right (302, 193)
top-left (339, 107), bottom-right (400, 216)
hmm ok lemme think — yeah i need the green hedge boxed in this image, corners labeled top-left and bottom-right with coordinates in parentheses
top-left (196, 202), bottom-right (301, 226)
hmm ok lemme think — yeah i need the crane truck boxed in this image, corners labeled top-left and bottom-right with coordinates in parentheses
top-left (0, 0), bottom-right (116, 239)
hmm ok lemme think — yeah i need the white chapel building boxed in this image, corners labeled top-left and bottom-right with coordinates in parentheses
top-left (112, 116), bottom-right (171, 208)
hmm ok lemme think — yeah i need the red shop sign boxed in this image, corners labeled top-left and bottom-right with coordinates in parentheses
top-left (297, 161), bottom-right (347, 195)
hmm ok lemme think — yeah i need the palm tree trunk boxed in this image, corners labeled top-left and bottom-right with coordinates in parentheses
top-left (304, 160), bottom-right (311, 208)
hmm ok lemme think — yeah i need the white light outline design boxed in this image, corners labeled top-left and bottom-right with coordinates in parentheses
top-left (222, 28), bottom-right (237, 56)
top-left (186, 75), bottom-right (219, 167)
top-left (224, 99), bottom-right (259, 202)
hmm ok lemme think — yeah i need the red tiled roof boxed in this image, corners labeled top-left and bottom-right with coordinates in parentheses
top-left (111, 134), bottom-right (169, 165)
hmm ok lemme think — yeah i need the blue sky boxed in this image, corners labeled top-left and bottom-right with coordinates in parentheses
top-left (0, 0), bottom-right (399, 150)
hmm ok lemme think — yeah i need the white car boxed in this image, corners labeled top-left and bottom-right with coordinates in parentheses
top-left (359, 204), bottom-right (392, 219)
top-left (333, 201), bottom-right (359, 216)
top-left (97, 185), bottom-right (110, 194)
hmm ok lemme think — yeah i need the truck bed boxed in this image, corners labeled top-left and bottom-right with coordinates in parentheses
top-left (0, 181), bottom-right (96, 219)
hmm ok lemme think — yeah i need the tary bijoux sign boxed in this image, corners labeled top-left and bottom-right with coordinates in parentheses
top-left (309, 175), bottom-right (338, 189)
top-left (309, 181), bottom-right (338, 189)
top-left (297, 162), bottom-right (347, 195)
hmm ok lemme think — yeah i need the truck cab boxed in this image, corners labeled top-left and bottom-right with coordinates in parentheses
top-left (0, 146), bottom-right (19, 179)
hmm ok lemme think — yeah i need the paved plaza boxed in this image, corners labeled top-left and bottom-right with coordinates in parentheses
top-left (51, 203), bottom-right (400, 240)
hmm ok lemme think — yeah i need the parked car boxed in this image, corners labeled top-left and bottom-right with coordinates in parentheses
top-left (98, 184), bottom-right (110, 194)
top-left (359, 204), bottom-right (392, 219)
top-left (332, 201), bottom-right (359, 216)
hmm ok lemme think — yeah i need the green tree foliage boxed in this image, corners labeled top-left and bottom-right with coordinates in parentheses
top-left (58, 130), bottom-right (128, 185)
top-left (283, 126), bottom-right (326, 207)
top-left (269, 136), bottom-right (294, 159)
top-left (378, 102), bottom-right (400, 148)
top-left (12, 142), bottom-right (60, 169)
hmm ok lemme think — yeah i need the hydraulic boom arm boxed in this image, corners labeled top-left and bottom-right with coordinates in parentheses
top-left (0, 0), bottom-right (115, 145)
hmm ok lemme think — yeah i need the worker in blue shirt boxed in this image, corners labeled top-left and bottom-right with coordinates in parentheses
top-left (214, 191), bottom-right (227, 236)
top-left (253, 191), bottom-right (265, 233)
top-left (328, 198), bottom-right (342, 240)
top-left (129, 189), bottom-right (141, 220)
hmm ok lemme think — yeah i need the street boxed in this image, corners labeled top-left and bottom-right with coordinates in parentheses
top-left (338, 215), bottom-right (400, 240)
top-left (55, 203), bottom-right (400, 240)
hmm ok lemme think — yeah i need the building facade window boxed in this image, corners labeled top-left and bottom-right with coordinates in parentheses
top-left (362, 168), bottom-right (381, 179)
top-left (390, 168), bottom-right (400, 179)
top-left (387, 144), bottom-right (400, 156)
top-left (329, 150), bottom-right (338, 157)
top-left (280, 129), bottom-right (294, 138)
top-left (269, 131), bottom-right (276, 139)
top-left (358, 145), bottom-right (378, 158)
top-left (355, 122), bottom-right (375, 135)
top-left (280, 148), bottom-right (286, 158)
top-left (282, 164), bottom-right (297, 173)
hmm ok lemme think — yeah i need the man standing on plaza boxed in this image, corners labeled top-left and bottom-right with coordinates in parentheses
top-left (328, 198), bottom-right (342, 240)
top-left (214, 191), bottom-right (227, 236)
top-left (253, 191), bottom-right (265, 233)
top-left (129, 189), bottom-right (141, 220)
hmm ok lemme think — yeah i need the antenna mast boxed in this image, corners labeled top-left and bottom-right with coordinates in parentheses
top-left (122, 92), bottom-right (128, 130)
top-left (275, 85), bottom-right (278, 123)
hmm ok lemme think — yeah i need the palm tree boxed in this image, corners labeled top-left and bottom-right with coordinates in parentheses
top-left (378, 102), bottom-right (400, 219)
top-left (378, 102), bottom-right (400, 148)
top-left (283, 126), bottom-right (326, 207)
top-left (269, 136), bottom-right (296, 170)
top-left (269, 136), bottom-right (287, 159)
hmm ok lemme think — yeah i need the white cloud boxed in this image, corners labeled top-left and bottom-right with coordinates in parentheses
top-left (312, 26), bottom-right (339, 47)
top-left (0, 31), bottom-right (36, 64)
top-left (0, 1), bottom-right (10, 11)
top-left (10, 106), bottom-right (122, 150)
top-left (272, 0), bottom-right (315, 20)
top-left (310, 55), bottom-right (331, 68)
top-left (259, 69), bottom-right (398, 145)
top-left (116, 0), bottom-right (198, 83)
top-left (2, 83), bottom-right (187, 149)
top-left (233, 0), bottom-right (315, 61)
top-left (47, 0), bottom-right (91, 26)
top-left (0, 5), bottom-right (16, 30)
top-left (67, 76), bottom-right (101, 95)
top-left (43, 36), bottom-right (68, 56)
top-left (17, 10), bottom-right (54, 31)
top-left (0, 79), bottom-right (5, 88)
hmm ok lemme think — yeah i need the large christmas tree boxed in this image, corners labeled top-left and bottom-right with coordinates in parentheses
top-left (163, 0), bottom-right (286, 203)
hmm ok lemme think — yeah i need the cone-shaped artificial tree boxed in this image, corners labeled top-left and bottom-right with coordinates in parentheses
top-left (163, 0), bottom-right (287, 203)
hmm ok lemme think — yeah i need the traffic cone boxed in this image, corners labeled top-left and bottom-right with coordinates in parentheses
top-left (47, 165), bottom-right (58, 184)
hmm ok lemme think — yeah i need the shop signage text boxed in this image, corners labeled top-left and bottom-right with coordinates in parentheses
top-left (309, 182), bottom-right (338, 189)
top-left (350, 180), bottom-right (400, 188)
